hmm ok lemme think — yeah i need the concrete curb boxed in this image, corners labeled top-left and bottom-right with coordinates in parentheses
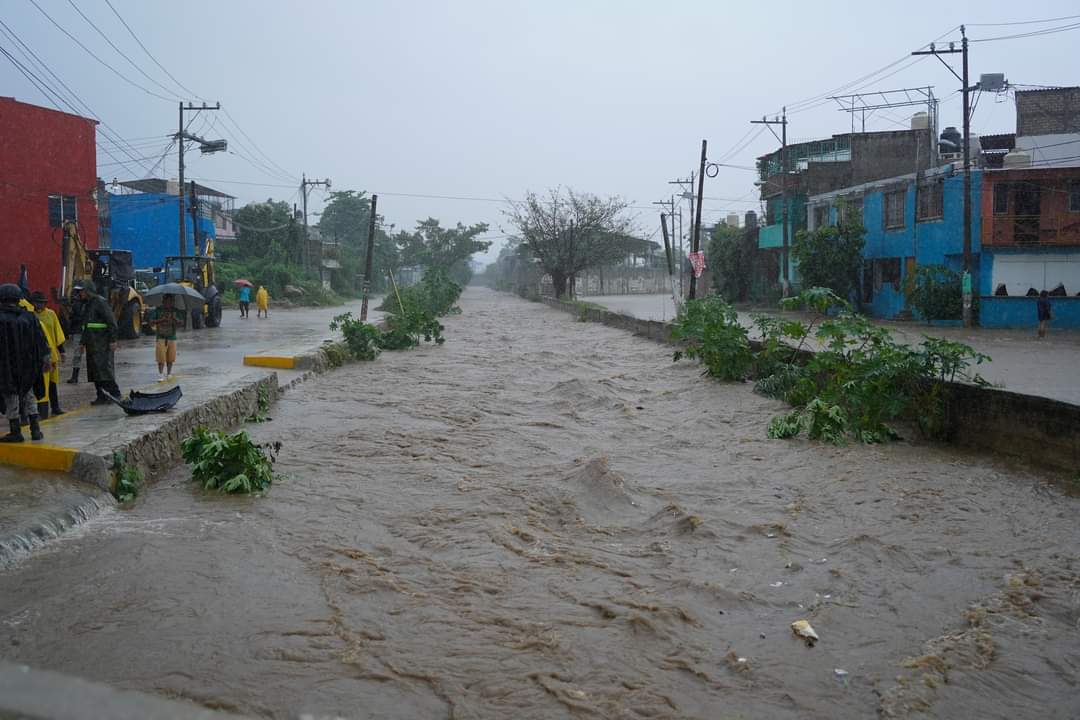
top-left (540, 296), bottom-right (1080, 475)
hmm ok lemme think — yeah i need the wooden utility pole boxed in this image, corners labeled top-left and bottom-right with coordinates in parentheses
top-left (912, 27), bottom-right (972, 326)
top-left (689, 139), bottom-right (707, 300)
top-left (360, 194), bottom-right (378, 321)
top-left (752, 110), bottom-right (789, 291)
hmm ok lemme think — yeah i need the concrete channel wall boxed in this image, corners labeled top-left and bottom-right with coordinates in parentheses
top-left (542, 297), bottom-right (1080, 475)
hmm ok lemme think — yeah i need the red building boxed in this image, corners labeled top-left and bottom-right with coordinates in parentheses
top-left (0, 97), bottom-right (99, 303)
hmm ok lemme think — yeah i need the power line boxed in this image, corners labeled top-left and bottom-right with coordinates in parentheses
top-left (221, 109), bottom-right (299, 183)
top-left (102, 0), bottom-right (200, 99)
top-left (967, 13), bottom-right (1080, 27)
top-left (25, 0), bottom-right (174, 102)
top-left (969, 22), bottom-right (1080, 43)
top-left (0, 34), bottom-right (149, 177)
top-left (64, 0), bottom-right (181, 99)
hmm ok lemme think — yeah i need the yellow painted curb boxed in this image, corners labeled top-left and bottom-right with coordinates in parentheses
top-left (244, 355), bottom-right (296, 369)
top-left (0, 443), bottom-right (78, 472)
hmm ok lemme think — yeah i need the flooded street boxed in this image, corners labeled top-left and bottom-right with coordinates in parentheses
top-left (2, 287), bottom-right (1079, 719)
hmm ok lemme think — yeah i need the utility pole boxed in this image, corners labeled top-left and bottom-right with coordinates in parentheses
top-left (752, 109), bottom-right (789, 292)
top-left (689, 139), bottom-right (707, 300)
top-left (189, 181), bottom-right (199, 258)
top-left (913, 27), bottom-right (973, 326)
top-left (176, 102), bottom-right (224, 257)
top-left (669, 177), bottom-right (695, 297)
top-left (300, 174), bottom-right (332, 272)
top-left (360, 194), bottom-right (378, 321)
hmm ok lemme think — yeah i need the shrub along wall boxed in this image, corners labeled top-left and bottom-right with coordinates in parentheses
top-left (540, 296), bottom-right (1080, 475)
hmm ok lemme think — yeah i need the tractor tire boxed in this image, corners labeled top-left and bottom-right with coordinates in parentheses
top-left (118, 300), bottom-right (141, 340)
top-left (204, 296), bottom-right (223, 328)
top-left (191, 308), bottom-right (205, 330)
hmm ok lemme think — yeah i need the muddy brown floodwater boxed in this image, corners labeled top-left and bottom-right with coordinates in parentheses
top-left (2, 287), bottom-right (1079, 719)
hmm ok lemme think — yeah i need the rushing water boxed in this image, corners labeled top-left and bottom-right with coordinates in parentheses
top-left (1, 288), bottom-right (1078, 719)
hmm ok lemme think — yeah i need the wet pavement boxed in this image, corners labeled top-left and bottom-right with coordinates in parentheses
top-left (0, 299), bottom-right (383, 561)
top-left (1, 288), bottom-right (1078, 719)
top-left (589, 294), bottom-right (1080, 406)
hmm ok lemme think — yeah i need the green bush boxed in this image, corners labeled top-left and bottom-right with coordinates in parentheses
top-left (111, 452), bottom-right (142, 504)
top-left (905, 264), bottom-right (978, 322)
top-left (671, 296), bottom-right (754, 381)
top-left (752, 288), bottom-right (990, 443)
top-left (181, 427), bottom-right (281, 494)
top-left (330, 313), bottom-right (383, 360)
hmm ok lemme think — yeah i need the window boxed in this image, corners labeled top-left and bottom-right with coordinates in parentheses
top-left (812, 204), bottom-right (829, 228)
top-left (884, 190), bottom-right (905, 230)
top-left (47, 195), bottom-right (78, 228)
top-left (840, 198), bottom-right (863, 227)
top-left (1013, 182), bottom-right (1041, 244)
top-left (993, 183), bottom-right (1009, 214)
top-left (872, 257), bottom-right (902, 291)
top-left (917, 180), bottom-right (944, 221)
top-left (1070, 181), bottom-right (1080, 212)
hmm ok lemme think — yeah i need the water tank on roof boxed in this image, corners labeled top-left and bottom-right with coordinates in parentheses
top-left (940, 126), bottom-right (962, 150)
top-left (744, 211), bottom-right (758, 229)
top-left (1003, 149), bottom-right (1032, 168)
top-left (911, 112), bottom-right (929, 130)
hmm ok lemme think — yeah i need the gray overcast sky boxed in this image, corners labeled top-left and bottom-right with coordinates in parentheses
top-left (3, 0), bottom-right (1079, 263)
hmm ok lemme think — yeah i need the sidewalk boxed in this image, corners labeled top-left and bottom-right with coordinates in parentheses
top-left (589, 294), bottom-right (1080, 406)
top-left (0, 299), bottom-right (381, 564)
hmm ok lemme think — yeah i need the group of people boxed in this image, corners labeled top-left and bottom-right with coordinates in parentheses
top-left (237, 284), bottom-right (270, 319)
top-left (1, 278), bottom-right (275, 442)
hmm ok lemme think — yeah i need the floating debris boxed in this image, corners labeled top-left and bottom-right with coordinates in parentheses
top-left (791, 619), bottom-right (819, 647)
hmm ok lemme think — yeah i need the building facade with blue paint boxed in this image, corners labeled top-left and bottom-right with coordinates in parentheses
top-left (807, 164), bottom-right (980, 320)
top-left (108, 191), bottom-right (216, 269)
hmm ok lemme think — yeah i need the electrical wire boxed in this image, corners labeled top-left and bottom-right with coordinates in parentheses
top-left (25, 0), bottom-right (174, 102)
top-left (0, 18), bottom-right (155, 174)
top-left (969, 21), bottom-right (1080, 43)
top-left (967, 13), bottom-right (1080, 27)
top-left (64, 0), bottom-right (180, 99)
top-left (102, 0), bottom-right (200, 99)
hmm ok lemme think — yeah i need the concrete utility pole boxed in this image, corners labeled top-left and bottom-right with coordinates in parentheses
top-left (668, 177), bottom-right (695, 297)
top-left (300, 174), bottom-right (332, 271)
top-left (360, 194), bottom-right (378, 321)
top-left (912, 27), bottom-right (973, 326)
top-left (176, 102), bottom-right (224, 257)
top-left (752, 109), bottom-right (788, 292)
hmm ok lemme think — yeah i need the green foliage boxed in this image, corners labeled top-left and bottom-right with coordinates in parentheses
top-left (708, 223), bottom-right (756, 302)
top-left (181, 427), bottom-right (281, 494)
top-left (246, 385), bottom-right (273, 423)
top-left (397, 218), bottom-right (491, 283)
top-left (322, 341), bottom-right (351, 368)
top-left (330, 313), bottom-right (382, 360)
top-left (671, 296), bottom-right (754, 381)
top-left (905, 264), bottom-right (975, 322)
top-left (791, 202), bottom-right (865, 304)
top-left (318, 190), bottom-right (398, 295)
top-left (111, 452), bottom-right (142, 504)
top-left (752, 287), bottom-right (990, 443)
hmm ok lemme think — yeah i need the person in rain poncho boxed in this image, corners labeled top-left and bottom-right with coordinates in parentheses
top-left (74, 282), bottom-right (121, 404)
top-left (255, 285), bottom-right (270, 319)
top-left (0, 284), bottom-right (50, 442)
top-left (30, 291), bottom-right (66, 418)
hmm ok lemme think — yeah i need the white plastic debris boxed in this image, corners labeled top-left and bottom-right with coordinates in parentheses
top-left (769, 581), bottom-right (784, 588)
top-left (791, 619), bottom-right (820, 647)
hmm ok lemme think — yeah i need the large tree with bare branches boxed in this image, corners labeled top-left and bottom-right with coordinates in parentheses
top-left (503, 188), bottom-right (633, 299)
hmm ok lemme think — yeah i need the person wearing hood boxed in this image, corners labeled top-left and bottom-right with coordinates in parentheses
top-left (74, 282), bottom-right (121, 404)
top-left (0, 283), bottom-right (50, 442)
top-left (30, 291), bottom-right (66, 417)
top-left (255, 285), bottom-right (270, 319)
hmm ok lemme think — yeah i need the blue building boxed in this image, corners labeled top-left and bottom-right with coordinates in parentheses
top-left (806, 164), bottom-right (979, 320)
top-left (107, 179), bottom-right (234, 270)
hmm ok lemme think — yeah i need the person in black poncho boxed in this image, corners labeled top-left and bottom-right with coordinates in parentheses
top-left (0, 283), bottom-right (50, 442)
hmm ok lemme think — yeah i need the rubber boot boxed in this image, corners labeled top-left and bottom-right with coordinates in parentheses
top-left (49, 383), bottom-right (64, 416)
top-left (1, 420), bottom-right (23, 443)
top-left (67, 366), bottom-right (80, 384)
top-left (37, 401), bottom-right (50, 421)
top-left (29, 417), bottom-right (43, 441)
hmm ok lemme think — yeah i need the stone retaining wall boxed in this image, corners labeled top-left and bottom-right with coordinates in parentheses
top-left (542, 297), bottom-right (1080, 475)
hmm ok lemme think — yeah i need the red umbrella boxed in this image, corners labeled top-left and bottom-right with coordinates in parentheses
top-left (233, 279), bottom-right (254, 288)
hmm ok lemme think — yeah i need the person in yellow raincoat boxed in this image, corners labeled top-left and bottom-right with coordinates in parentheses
top-left (30, 291), bottom-right (65, 418)
top-left (255, 285), bottom-right (270, 319)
